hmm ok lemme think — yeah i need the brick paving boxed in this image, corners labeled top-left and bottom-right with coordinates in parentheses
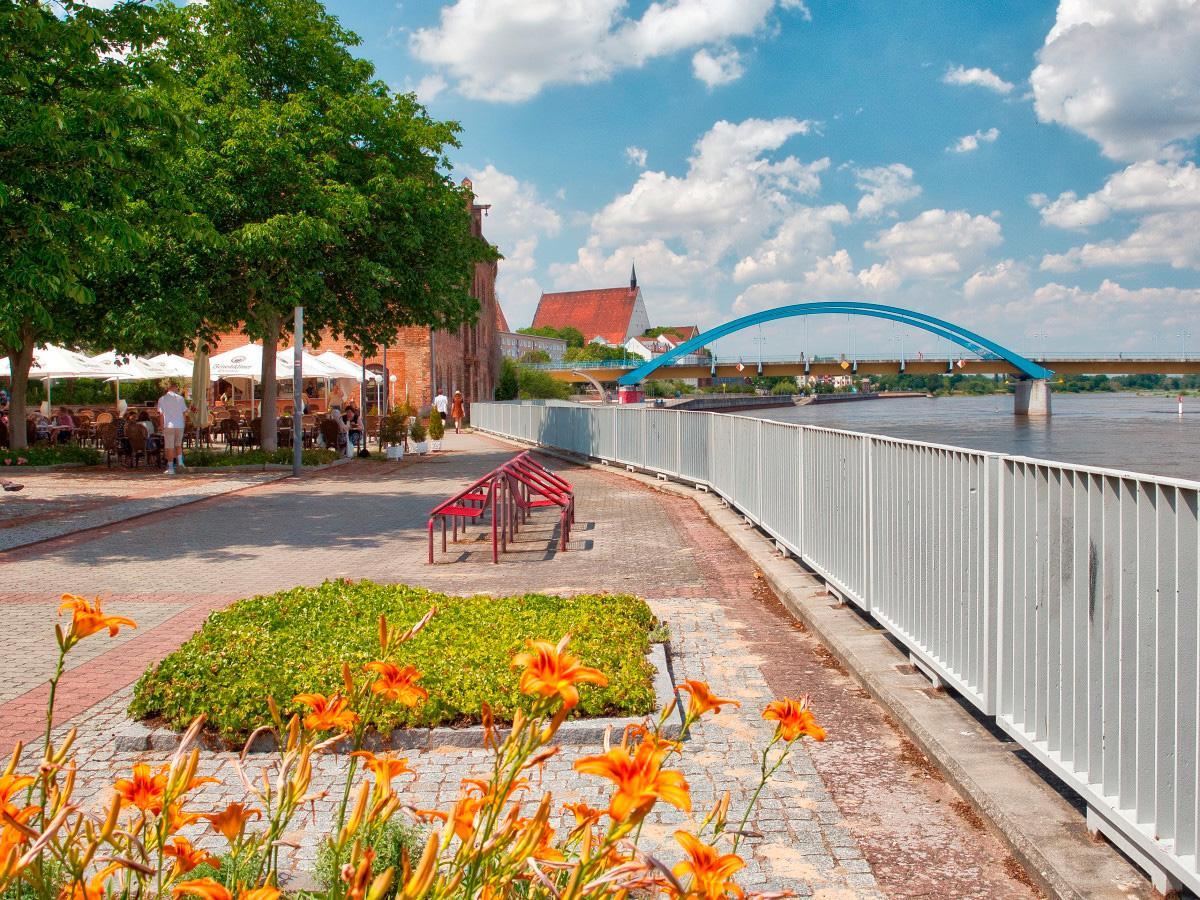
top-left (0, 466), bottom-right (283, 551)
top-left (1, 432), bottom-right (1036, 897)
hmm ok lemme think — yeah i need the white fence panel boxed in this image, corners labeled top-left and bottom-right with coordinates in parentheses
top-left (473, 400), bottom-right (1200, 894)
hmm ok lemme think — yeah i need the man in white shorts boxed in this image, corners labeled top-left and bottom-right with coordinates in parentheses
top-left (156, 379), bottom-right (188, 474)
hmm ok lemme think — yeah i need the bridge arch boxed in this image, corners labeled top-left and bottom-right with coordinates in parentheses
top-left (617, 301), bottom-right (1053, 385)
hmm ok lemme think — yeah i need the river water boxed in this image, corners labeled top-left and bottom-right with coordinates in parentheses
top-left (746, 393), bottom-right (1200, 482)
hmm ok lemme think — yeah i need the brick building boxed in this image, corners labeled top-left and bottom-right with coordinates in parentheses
top-left (212, 179), bottom-right (501, 412)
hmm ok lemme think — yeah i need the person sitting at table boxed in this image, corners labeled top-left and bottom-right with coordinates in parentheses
top-left (344, 404), bottom-right (363, 451)
top-left (30, 412), bottom-right (51, 442)
top-left (51, 408), bottom-right (74, 444)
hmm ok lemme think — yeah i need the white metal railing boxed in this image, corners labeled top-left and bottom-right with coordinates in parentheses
top-left (472, 400), bottom-right (1200, 895)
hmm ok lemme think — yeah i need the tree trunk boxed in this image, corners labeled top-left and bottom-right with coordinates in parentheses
top-left (6, 331), bottom-right (36, 451)
top-left (260, 314), bottom-right (280, 452)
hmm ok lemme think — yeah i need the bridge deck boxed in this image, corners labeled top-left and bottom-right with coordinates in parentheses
top-left (547, 358), bottom-right (1200, 382)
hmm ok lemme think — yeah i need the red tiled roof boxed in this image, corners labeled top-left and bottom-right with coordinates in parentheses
top-left (531, 287), bottom-right (641, 345)
top-left (655, 325), bottom-right (700, 342)
top-left (495, 303), bottom-right (510, 333)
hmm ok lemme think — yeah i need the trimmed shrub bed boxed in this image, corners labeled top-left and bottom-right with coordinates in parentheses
top-left (129, 580), bottom-right (657, 741)
top-left (182, 447), bottom-right (340, 467)
top-left (1, 444), bottom-right (101, 467)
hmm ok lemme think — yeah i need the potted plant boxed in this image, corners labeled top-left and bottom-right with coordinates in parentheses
top-left (409, 418), bottom-right (428, 455)
top-left (380, 408), bottom-right (408, 460)
top-left (428, 408), bottom-right (444, 452)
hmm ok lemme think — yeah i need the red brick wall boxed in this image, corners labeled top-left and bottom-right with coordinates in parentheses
top-left (210, 198), bottom-right (501, 415)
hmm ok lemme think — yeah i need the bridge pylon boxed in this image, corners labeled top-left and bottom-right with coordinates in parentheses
top-left (1013, 379), bottom-right (1052, 416)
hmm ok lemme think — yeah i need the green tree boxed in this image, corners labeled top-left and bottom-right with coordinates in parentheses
top-left (150, 0), bottom-right (493, 450)
top-left (517, 366), bottom-right (571, 400)
top-left (0, 0), bottom-right (185, 447)
top-left (519, 349), bottom-right (551, 364)
top-left (517, 325), bottom-right (584, 347)
top-left (495, 357), bottom-right (519, 400)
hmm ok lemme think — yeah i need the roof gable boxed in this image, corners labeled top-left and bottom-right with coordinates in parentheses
top-left (532, 287), bottom-right (642, 345)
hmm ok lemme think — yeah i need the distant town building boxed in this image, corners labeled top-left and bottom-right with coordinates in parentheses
top-left (531, 266), bottom-right (650, 346)
top-left (500, 331), bottom-right (568, 362)
top-left (213, 178), bottom-right (501, 409)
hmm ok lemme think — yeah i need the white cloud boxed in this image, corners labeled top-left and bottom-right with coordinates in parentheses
top-left (625, 146), bottom-right (648, 168)
top-left (413, 74), bottom-right (447, 104)
top-left (732, 204), bottom-right (851, 282)
top-left (942, 65), bottom-right (1014, 94)
top-left (732, 250), bottom-right (901, 314)
top-left (998, 279), bottom-right (1200, 348)
top-left (1033, 159), bottom-right (1200, 228)
top-left (692, 47), bottom-right (745, 87)
top-left (854, 163), bottom-right (921, 218)
top-left (866, 209), bottom-right (1003, 279)
top-left (411, 0), bottom-right (806, 102)
top-left (464, 164), bottom-right (562, 326)
top-left (949, 127), bottom-right (1000, 153)
top-left (1030, 0), bottom-right (1200, 160)
top-left (1040, 210), bottom-right (1200, 271)
top-left (588, 118), bottom-right (822, 261)
top-left (963, 259), bottom-right (1029, 300)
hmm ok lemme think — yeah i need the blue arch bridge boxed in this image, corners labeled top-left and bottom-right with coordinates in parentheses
top-left (534, 302), bottom-right (1200, 416)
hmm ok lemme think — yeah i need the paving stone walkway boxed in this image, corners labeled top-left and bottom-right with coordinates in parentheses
top-left (0, 432), bottom-right (1037, 897)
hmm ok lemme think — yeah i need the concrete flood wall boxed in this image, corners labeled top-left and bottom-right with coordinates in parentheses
top-left (473, 399), bottom-right (1200, 896)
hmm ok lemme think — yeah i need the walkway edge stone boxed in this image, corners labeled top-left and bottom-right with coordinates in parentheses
top-left (481, 433), bottom-right (1153, 900)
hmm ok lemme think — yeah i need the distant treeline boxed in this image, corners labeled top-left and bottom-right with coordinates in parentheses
top-left (870, 373), bottom-right (1200, 395)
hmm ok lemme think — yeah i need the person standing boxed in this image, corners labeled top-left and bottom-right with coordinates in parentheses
top-left (451, 390), bottom-right (465, 434)
top-left (433, 388), bottom-right (449, 420)
top-left (157, 379), bottom-right (188, 474)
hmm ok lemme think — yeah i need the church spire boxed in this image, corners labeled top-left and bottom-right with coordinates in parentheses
top-left (630, 262), bottom-right (638, 290)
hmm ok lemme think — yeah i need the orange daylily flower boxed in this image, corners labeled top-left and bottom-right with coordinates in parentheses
top-left (0, 773), bottom-right (35, 817)
top-left (762, 696), bottom-right (826, 743)
top-left (164, 801), bottom-right (202, 835)
top-left (672, 830), bottom-right (745, 899)
top-left (574, 739), bottom-right (690, 821)
top-left (113, 763), bottom-right (168, 815)
top-left (364, 662), bottom-right (428, 707)
top-left (512, 635), bottom-right (608, 710)
top-left (58, 595), bottom-right (136, 641)
top-left (202, 802), bottom-right (261, 844)
top-left (350, 751), bottom-right (413, 792)
top-left (172, 879), bottom-right (230, 900)
top-left (563, 800), bottom-right (605, 831)
top-left (678, 680), bottom-right (741, 718)
top-left (59, 863), bottom-right (122, 900)
top-left (164, 837), bottom-right (220, 875)
top-left (293, 693), bottom-right (359, 732)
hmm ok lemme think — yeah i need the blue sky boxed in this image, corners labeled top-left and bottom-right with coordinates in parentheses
top-left (325, 0), bottom-right (1200, 357)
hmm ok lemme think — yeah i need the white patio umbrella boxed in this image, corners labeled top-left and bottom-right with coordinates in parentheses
top-left (316, 350), bottom-right (382, 382)
top-left (0, 345), bottom-right (115, 412)
top-left (146, 353), bottom-right (195, 378)
top-left (208, 342), bottom-right (290, 381)
top-left (278, 346), bottom-right (343, 379)
top-left (191, 348), bottom-right (210, 428)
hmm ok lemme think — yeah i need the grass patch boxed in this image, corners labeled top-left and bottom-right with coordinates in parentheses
top-left (129, 580), bottom-right (657, 741)
top-left (183, 447), bottom-right (340, 467)
top-left (1, 444), bottom-right (101, 467)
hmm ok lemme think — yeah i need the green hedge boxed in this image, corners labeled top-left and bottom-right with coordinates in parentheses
top-left (1, 444), bottom-right (102, 467)
top-left (182, 447), bottom-right (339, 467)
top-left (129, 581), bottom-right (656, 740)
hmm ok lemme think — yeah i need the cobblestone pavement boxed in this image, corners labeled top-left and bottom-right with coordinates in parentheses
top-left (0, 466), bottom-right (283, 551)
top-left (1, 432), bottom-right (1037, 897)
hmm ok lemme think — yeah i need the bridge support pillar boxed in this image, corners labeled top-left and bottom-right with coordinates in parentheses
top-left (1014, 379), bottom-right (1052, 416)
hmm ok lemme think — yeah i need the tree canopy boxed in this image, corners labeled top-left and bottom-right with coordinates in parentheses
top-left (0, 0), bottom-right (185, 446)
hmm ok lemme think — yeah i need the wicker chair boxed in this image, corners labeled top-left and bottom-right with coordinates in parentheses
top-left (97, 424), bottom-right (119, 467)
top-left (318, 418), bottom-right (344, 454)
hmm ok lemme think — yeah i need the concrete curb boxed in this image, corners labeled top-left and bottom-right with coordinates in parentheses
top-left (187, 456), bottom-right (353, 473)
top-left (0, 462), bottom-right (89, 472)
top-left (477, 431), bottom-right (1155, 900)
top-left (117, 643), bottom-right (681, 753)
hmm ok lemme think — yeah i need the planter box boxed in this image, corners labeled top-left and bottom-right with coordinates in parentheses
top-left (385, 445), bottom-right (404, 461)
top-left (411, 441), bottom-right (429, 455)
top-left (429, 439), bottom-right (443, 452)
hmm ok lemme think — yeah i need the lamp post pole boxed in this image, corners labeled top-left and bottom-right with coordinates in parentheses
top-left (292, 307), bottom-right (303, 477)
